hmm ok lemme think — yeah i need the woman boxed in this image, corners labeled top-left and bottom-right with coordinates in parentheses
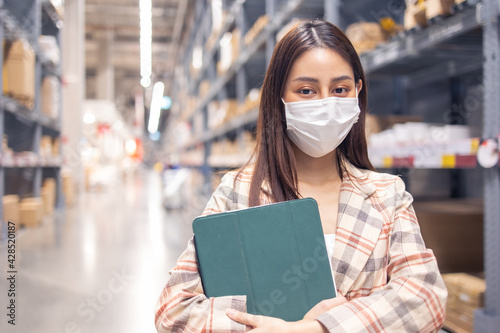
top-left (155, 19), bottom-right (447, 332)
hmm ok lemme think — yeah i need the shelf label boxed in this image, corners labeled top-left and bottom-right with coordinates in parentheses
top-left (442, 155), bottom-right (456, 168)
top-left (455, 155), bottom-right (478, 168)
top-left (428, 21), bottom-right (464, 43)
top-left (383, 157), bottom-right (393, 168)
top-left (471, 138), bottom-right (480, 154)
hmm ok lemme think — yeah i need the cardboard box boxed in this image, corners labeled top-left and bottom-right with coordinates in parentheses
top-left (62, 172), bottom-right (75, 206)
top-left (42, 178), bottom-right (56, 215)
top-left (244, 15), bottom-right (270, 46)
top-left (244, 88), bottom-right (261, 113)
top-left (217, 29), bottom-right (240, 76)
top-left (346, 22), bottom-right (388, 54)
top-left (413, 199), bottom-right (483, 273)
top-left (365, 114), bottom-right (424, 140)
top-left (42, 75), bottom-right (60, 118)
top-left (404, 0), bottom-right (427, 31)
top-left (52, 137), bottom-right (60, 156)
top-left (442, 273), bottom-right (485, 333)
top-left (19, 197), bottom-right (43, 227)
top-left (426, 0), bottom-right (455, 20)
top-left (199, 80), bottom-right (211, 98)
top-left (222, 99), bottom-right (240, 123)
top-left (2, 40), bottom-right (35, 109)
top-left (39, 35), bottom-right (60, 66)
top-left (40, 136), bottom-right (53, 158)
top-left (3, 195), bottom-right (20, 224)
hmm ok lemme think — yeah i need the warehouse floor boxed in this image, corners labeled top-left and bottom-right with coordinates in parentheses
top-left (0, 168), bottom-right (194, 333)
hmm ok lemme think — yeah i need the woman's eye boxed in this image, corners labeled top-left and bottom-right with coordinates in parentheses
top-left (334, 87), bottom-right (347, 94)
top-left (299, 89), bottom-right (314, 95)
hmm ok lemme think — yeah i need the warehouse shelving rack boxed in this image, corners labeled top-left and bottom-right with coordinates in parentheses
top-left (165, 1), bottom-right (499, 330)
top-left (475, 0), bottom-right (500, 330)
top-left (0, 0), bottom-right (63, 239)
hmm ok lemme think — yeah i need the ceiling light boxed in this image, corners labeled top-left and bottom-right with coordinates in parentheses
top-left (125, 139), bottom-right (137, 155)
top-left (83, 113), bottom-right (96, 124)
top-left (140, 0), bottom-right (152, 87)
top-left (148, 81), bottom-right (165, 134)
top-left (192, 46), bottom-right (203, 70)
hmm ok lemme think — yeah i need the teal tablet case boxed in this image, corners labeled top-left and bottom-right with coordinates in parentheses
top-left (192, 198), bottom-right (336, 321)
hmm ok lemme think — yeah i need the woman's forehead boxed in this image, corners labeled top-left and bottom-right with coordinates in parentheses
top-left (288, 48), bottom-right (354, 79)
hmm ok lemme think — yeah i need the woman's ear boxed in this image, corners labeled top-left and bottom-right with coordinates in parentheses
top-left (357, 79), bottom-right (363, 94)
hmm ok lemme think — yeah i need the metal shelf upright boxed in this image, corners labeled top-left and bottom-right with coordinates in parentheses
top-left (474, 0), bottom-right (500, 331)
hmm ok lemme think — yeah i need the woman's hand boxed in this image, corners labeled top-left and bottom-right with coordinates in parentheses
top-left (226, 309), bottom-right (299, 332)
top-left (303, 295), bottom-right (347, 320)
top-left (226, 295), bottom-right (346, 332)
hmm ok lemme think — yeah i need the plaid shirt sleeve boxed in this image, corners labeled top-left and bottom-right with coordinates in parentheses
top-left (316, 176), bottom-right (448, 332)
top-left (155, 171), bottom-right (251, 333)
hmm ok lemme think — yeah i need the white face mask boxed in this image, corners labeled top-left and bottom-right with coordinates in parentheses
top-left (283, 90), bottom-right (360, 158)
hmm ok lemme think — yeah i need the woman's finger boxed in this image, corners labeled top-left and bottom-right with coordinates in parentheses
top-left (226, 308), bottom-right (264, 327)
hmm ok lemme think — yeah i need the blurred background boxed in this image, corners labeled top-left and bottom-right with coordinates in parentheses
top-left (0, 0), bottom-right (498, 332)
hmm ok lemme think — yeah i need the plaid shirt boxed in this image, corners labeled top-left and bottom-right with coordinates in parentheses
top-left (155, 164), bottom-right (447, 332)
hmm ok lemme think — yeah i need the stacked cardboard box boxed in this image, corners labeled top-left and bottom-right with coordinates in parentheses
top-left (244, 88), bottom-right (261, 113)
top-left (208, 101), bottom-right (224, 130)
top-left (205, 8), bottom-right (227, 51)
top-left (62, 172), bottom-right (75, 206)
top-left (40, 136), bottom-right (53, 158)
top-left (2, 39), bottom-right (36, 109)
top-left (413, 199), bottom-right (483, 273)
top-left (39, 35), bottom-right (60, 67)
top-left (3, 195), bottom-right (20, 224)
top-left (217, 29), bottom-right (240, 76)
top-left (346, 22), bottom-right (388, 55)
top-left (3, 134), bottom-right (13, 156)
top-left (442, 273), bottom-right (485, 333)
top-left (405, 0), bottom-right (464, 31)
top-left (49, 0), bottom-right (65, 19)
top-left (41, 75), bottom-right (60, 119)
top-left (207, 99), bottom-right (242, 129)
top-left (42, 178), bottom-right (56, 215)
top-left (242, 131), bottom-right (256, 155)
top-left (199, 80), bottom-right (211, 98)
top-left (365, 114), bottom-right (424, 140)
top-left (20, 197), bottom-right (43, 227)
top-left (52, 137), bottom-right (60, 157)
top-left (244, 15), bottom-right (270, 46)
top-left (404, 0), bottom-right (427, 31)
top-left (222, 99), bottom-right (241, 123)
top-left (426, 0), bottom-right (455, 20)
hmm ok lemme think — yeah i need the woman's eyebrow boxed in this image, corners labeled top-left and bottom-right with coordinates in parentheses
top-left (331, 75), bottom-right (354, 83)
top-left (292, 75), bottom-right (354, 83)
top-left (292, 76), bottom-right (319, 83)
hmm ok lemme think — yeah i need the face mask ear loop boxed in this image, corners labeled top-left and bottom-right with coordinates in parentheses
top-left (355, 86), bottom-right (359, 99)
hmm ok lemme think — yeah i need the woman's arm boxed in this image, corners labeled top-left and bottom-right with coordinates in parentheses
top-left (155, 237), bottom-right (247, 333)
top-left (155, 172), bottom-right (251, 333)
top-left (315, 178), bottom-right (447, 332)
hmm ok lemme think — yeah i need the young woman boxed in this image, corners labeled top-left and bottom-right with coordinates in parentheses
top-left (155, 19), bottom-right (447, 332)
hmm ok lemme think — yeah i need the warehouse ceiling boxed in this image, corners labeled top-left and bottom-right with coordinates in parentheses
top-left (84, 0), bottom-right (193, 122)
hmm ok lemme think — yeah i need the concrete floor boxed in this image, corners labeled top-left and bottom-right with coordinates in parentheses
top-left (0, 168), bottom-right (197, 333)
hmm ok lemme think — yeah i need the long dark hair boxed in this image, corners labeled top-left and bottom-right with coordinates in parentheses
top-left (241, 19), bottom-right (374, 206)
